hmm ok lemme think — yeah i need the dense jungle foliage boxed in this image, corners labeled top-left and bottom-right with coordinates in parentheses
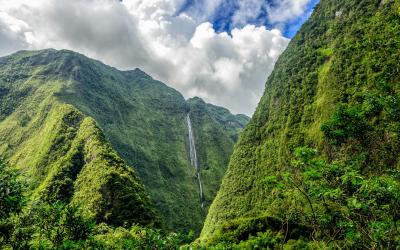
top-left (0, 159), bottom-right (193, 249)
top-left (201, 0), bottom-right (400, 248)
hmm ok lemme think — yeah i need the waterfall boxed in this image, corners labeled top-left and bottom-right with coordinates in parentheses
top-left (186, 113), bottom-right (204, 209)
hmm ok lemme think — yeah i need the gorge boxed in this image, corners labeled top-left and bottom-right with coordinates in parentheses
top-left (186, 113), bottom-right (204, 209)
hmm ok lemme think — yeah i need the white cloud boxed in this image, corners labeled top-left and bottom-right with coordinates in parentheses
top-left (176, 0), bottom-right (223, 22)
top-left (0, 0), bottom-right (294, 115)
top-left (231, 0), bottom-right (266, 27)
top-left (267, 0), bottom-right (311, 23)
top-left (0, 11), bottom-right (30, 55)
top-left (232, 0), bottom-right (312, 28)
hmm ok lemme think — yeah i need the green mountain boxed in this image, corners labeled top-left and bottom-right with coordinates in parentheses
top-left (201, 0), bottom-right (400, 248)
top-left (0, 49), bottom-right (249, 233)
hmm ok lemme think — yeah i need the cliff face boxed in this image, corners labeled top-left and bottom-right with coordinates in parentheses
top-left (201, 0), bottom-right (400, 247)
top-left (0, 49), bottom-right (249, 232)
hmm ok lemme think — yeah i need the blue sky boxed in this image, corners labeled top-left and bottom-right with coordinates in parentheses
top-left (178, 0), bottom-right (320, 38)
top-left (283, 0), bottom-right (320, 37)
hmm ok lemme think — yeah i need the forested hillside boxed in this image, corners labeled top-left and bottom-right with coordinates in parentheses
top-left (0, 49), bottom-right (248, 234)
top-left (2, 0), bottom-right (399, 248)
top-left (201, 0), bottom-right (400, 248)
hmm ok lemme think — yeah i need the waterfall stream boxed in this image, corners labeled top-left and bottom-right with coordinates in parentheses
top-left (186, 113), bottom-right (204, 209)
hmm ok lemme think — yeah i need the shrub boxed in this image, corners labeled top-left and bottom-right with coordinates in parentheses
top-left (0, 157), bottom-right (25, 220)
top-left (321, 104), bottom-right (370, 145)
top-left (0, 157), bottom-right (25, 247)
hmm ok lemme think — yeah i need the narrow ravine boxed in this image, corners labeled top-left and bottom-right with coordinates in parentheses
top-left (186, 113), bottom-right (205, 209)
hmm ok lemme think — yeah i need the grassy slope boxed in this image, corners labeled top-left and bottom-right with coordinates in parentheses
top-left (201, 0), bottom-right (400, 242)
top-left (0, 52), bottom-right (158, 226)
top-left (0, 49), bottom-right (249, 233)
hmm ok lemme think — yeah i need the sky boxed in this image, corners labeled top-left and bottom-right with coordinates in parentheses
top-left (0, 0), bottom-right (319, 115)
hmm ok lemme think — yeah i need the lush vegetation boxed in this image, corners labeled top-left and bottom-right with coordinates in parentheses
top-left (201, 0), bottom-right (400, 248)
top-left (0, 159), bottom-right (193, 249)
top-left (195, 146), bottom-right (400, 249)
top-left (0, 49), bottom-right (248, 234)
top-left (3, 0), bottom-right (398, 247)
top-left (0, 48), bottom-right (248, 249)
top-left (0, 93), bottom-right (159, 228)
top-left (59, 64), bottom-right (249, 232)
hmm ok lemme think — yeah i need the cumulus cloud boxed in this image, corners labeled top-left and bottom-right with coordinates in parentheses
top-left (0, 11), bottom-right (30, 55)
top-left (181, 0), bottom-right (315, 33)
top-left (266, 0), bottom-right (312, 23)
top-left (234, 0), bottom-right (311, 25)
top-left (0, 0), bottom-right (298, 115)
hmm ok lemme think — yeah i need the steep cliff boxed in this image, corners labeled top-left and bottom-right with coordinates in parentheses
top-left (201, 0), bottom-right (400, 248)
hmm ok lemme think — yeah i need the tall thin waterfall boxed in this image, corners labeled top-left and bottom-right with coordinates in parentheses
top-left (186, 113), bottom-right (204, 209)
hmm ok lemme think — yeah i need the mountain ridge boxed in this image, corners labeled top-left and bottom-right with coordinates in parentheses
top-left (0, 48), bottom-right (249, 233)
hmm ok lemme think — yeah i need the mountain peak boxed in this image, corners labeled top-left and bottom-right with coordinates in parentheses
top-left (122, 68), bottom-right (153, 80)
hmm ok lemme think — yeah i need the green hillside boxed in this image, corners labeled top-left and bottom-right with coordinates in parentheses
top-left (0, 51), bottom-right (158, 227)
top-left (0, 49), bottom-right (248, 233)
top-left (201, 0), bottom-right (400, 248)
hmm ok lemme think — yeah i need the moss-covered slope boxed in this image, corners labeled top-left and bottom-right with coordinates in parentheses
top-left (0, 49), bottom-right (249, 233)
top-left (201, 0), bottom-right (400, 246)
top-left (0, 76), bottom-right (157, 227)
